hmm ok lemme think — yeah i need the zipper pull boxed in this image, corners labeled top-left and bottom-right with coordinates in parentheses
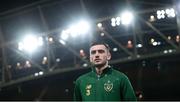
top-left (97, 75), bottom-right (100, 80)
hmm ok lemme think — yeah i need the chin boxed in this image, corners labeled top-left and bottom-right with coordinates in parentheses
top-left (94, 63), bottom-right (106, 68)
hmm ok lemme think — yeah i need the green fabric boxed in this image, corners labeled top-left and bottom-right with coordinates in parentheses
top-left (74, 66), bottom-right (137, 101)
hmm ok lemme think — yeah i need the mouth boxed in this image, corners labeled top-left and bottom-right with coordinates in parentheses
top-left (94, 59), bottom-right (101, 62)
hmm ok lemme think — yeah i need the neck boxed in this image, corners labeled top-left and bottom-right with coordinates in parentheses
top-left (95, 62), bottom-right (108, 75)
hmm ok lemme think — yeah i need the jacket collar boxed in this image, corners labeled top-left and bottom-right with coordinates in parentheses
top-left (91, 65), bottom-right (112, 77)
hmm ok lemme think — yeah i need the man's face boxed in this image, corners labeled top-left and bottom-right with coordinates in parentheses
top-left (90, 44), bottom-right (111, 67)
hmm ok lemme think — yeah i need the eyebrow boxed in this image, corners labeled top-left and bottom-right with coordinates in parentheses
top-left (91, 49), bottom-right (105, 54)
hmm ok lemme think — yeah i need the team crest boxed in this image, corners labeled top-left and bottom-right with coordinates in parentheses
top-left (104, 82), bottom-right (113, 92)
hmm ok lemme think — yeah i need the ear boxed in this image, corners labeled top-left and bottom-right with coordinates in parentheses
top-left (107, 52), bottom-right (111, 60)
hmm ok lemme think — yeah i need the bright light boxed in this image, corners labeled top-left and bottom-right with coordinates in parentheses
top-left (157, 8), bottom-right (176, 19)
top-left (137, 44), bottom-right (143, 48)
top-left (39, 71), bottom-right (44, 75)
top-left (78, 20), bottom-right (90, 34)
top-left (62, 20), bottom-right (91, 39)
top-left (25, 60), bottom-right (31, 68)
top-left (80, 49), bottom-right (84, 53)
top-left (111, 18), bottom-right (116, 27)
top-left (56, 58), bottom-right (61, 62)
top-left (127, 40), bottom-right (133, 48)
top-left (69, 20), bottom-right (90, 37)
top-left (149, 15), bottom-right (156, 22)
top-left (121, 11), bottom-right (134, 25)
top-left (38, 37), bottom-right (43, 46)
top-left (59, 39), bottom-right (66, 45)
top-left (163, 50), bottom-right (168, 54)
top-left (168, 36), bottom-right (171, 40)
top-left (157, 41), bottom-right (161, 45)
top-left (80, 49), bottom-right (86, 58)
top-left (113, 48), bottom-right (118, 52)
top-left (111, 17), bottom-right (121, 27)
top-left (48, 37), bottom-right (54, 42)
top-left (100, 32), bottom-right (105, 36)
top-left (166, 8), bottom-right (175, 18)
top-left (17, 62), bottom-right (21, 67)
top-left (43, 56), bottom-right (47, 61)
top-left (152, 41), bottom-right (158, 46)
top-left (176, 35), bottom-right (180, 39)
top-left (150, 38), bottom-right (155, 43)
top-left (34, 73), bottom-right (39, 76)
top-left (18, 42), bottom-right (24, 51)
top-left (115, 17), bottom-right (121, 25)
top-left (18, 35), bottom-right (42, 53)
top-left (42, 56), bottom-right (48, 65)
top-left (83, 63), bottom-right (88, 67)
top-left (68, 25), bottom-right (79, 38)
top-left (61, 30), bottom-right (69, 40)
top-left (157, 10), bottom-right (165, 19)
top-left (128, 40), bottom-right (132, 44)
top-left (168, 49), bottom-right (173, 53)
top-left (97, 23), bottom-right (102, 28)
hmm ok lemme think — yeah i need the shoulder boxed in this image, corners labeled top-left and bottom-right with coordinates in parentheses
top-left (76, 71), bottom-right (92, 82)
top-left (111, 68), bottom-right (130, 80)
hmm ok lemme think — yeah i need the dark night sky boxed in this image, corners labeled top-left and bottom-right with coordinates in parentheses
top-left (0, 0), bottom-right (173, 13)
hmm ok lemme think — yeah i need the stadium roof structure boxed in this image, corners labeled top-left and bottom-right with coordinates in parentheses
top-left (0, 0), bottom-right (180, 88)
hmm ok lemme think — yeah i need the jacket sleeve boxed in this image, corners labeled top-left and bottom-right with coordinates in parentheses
top-left (73, 79), bottom-right (82, 101)
top-left (120, 74), bottom-right (137, 101)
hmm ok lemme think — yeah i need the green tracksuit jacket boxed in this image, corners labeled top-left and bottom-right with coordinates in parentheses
top-left (74, 66), bottom-right (137, 101)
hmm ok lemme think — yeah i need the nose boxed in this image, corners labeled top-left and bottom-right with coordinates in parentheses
top-left (95, 55), bottom-right (99, 58)
top-left (95, 53), bottom-right (99, 58)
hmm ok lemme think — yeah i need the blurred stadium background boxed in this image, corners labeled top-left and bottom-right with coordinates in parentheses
top-left (0, 0), bottom-right (180, 101)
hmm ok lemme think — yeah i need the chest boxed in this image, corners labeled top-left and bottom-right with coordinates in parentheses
top-left (80, 75), bottom-right (121, 100)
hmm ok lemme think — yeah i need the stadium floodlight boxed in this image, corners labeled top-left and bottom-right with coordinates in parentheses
top-left (149, 15), bottom-right (156, 22)
top-left (18, 35), bottom-right (43, 53)
top-left (166, 8), bottom-right (175, 18)
top-left (48, 37), bottom-right (54, 43)
top-left (77, 20), bottom-right (90, 34)
top-left (97, 23), bottom-right (102, 28)
top-left (111, 18), bottom-right (116, 27)
top-left (116, 17), bottom-right (121, 26)
top-left (150, 38), bottom-right (155, 43)
top-left (157, 10), bottom-right (165, 19)
top-left (112, 48), bottom-right (118, 52)
top-left (69, 25), bottom-right (79, 38)
top-left (34, 73), bottom-right (39, 76)
top-left (168, 49), bottom-right (173, 53)
top-left (168, 36), bottom-right (171, 40)
top-left (59, 19), bottom-right (91, 43)
top-left (38, 37), bottom-right (43, 46)
top-left (56, 58), bottom-right (61, 62)
top-left (163, 50), bottom-right (168, 54)
top-left (59, 39), bottom-right (66, 45)
top-left (83, 63), bottom-right (88, 67)
top-left (111, 17), bottom-right (121, 27)
top-left (61, 30), bottom-right (69, 40)
top-left (100, 32), bottom-right (105, 36)
top-left (39, 71), bottom-right (44, 75)
top-left (121, 11), bottom-right (134, 25)
top-left (136, 44), bottom-right (143, 48)
top-left (18, 42), bottom-right (24, 51)
top-left (152, 41), bottom-right (158, 46)
top-left (69, 20), bottom-right (91, 37)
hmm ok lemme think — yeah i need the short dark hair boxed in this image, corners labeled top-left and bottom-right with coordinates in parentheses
top-left (90, 41), bottom-right (110, 51)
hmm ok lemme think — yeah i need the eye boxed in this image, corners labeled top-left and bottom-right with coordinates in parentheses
top-left (91, 50), bottom-right (96, 54)
top-left (98, 50), bottom-right (105, 53)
